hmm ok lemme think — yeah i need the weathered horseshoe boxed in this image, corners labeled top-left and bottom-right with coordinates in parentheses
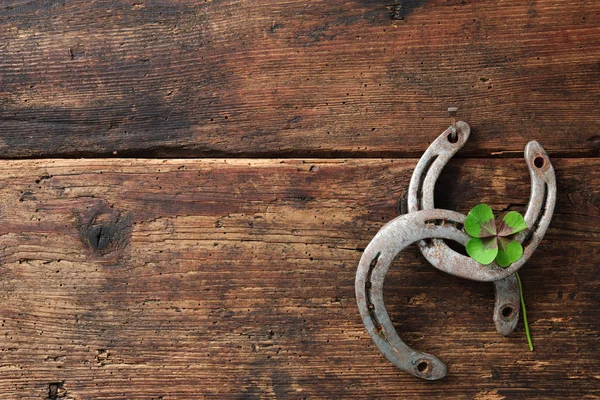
top-left (406, 122), bottom-right (556, 336)
top-left (355, 209), bottom-right (478, 380)
top-left (355, 124), bottom-right (556, 380)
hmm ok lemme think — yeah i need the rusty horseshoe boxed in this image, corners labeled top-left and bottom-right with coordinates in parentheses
top-left (355, 121), bottom-right (556, 380)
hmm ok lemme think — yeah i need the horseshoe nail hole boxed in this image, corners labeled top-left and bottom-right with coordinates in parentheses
top-left (416, 361), bottom-right (430, 374)
top-left (369, 256), bottom-right (379, 269)
top-left (501, 305), bottom-right (515, 319)
top-left (447, 132), bottom-right (459, 143)
top-left (534, 156), bottom-right (545, 168)
top-left (443, 239), bottom-right (468, 256)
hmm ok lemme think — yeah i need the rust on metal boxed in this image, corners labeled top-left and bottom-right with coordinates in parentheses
top-left (355, 121), bottom-right (557, 380)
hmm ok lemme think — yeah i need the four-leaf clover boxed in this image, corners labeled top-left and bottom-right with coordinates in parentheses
top-left (463, 203), bottom-right (534, 350)
top-left (464, 204), bottom-right (527, 267)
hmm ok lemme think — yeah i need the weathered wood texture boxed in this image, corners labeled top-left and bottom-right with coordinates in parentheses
top-left (1, 0), bottom-right (600, 158)
top-left (2, 0), bottom-right (600, 398)
top-left (0, 158), bottom-right (597, 399)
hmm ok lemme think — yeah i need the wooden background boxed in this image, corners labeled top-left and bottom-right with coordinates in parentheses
top-left (0, 0), bottom-right (599, 399)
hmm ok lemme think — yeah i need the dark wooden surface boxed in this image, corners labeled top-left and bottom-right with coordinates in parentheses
top-left (0, 159), bottom-right (597, 399)
top-left (1, 0), bottom-right (599, 158)
top-left (0, 0), bottom-right (599, 399)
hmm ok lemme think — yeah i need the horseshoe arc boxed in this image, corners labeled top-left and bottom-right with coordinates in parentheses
top-left (355, 121), bottom-right (556, 380)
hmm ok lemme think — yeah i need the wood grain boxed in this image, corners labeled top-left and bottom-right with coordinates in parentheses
top-left (1, 0), bottom-right (599, 158)
top-left (0, 158), bottom-right (597, 399)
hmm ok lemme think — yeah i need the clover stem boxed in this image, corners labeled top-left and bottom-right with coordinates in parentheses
top-left (516, 272), bottom-right (533, 351)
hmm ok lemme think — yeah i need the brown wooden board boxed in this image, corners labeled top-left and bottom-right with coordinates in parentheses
top-left (0, 158), bottom-right (597, 399)
top-left (1, 0), bottom-right (600, 158)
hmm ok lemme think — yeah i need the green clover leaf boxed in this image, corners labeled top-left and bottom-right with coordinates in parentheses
top-left (498, 211), bottom-right (528, 236)
top-left (496, 237), bottom-right (523, 267)
top-left (464, 204), bottom-right (527, 267)
top-left (464, 203), bottom-right (496, 238)
top-left (466, 237), bottom-right (497, 265)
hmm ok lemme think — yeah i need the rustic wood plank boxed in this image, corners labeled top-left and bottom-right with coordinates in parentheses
top-left (1, 0), bottom-right (599, 158)
top-left (0, 158), bottom-right (597, 399)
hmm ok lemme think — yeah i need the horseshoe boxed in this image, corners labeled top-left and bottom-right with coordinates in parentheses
top-left (406, 122), bottom-right (555, 336)
top-left (355, 123), bottom-right (556, 380)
